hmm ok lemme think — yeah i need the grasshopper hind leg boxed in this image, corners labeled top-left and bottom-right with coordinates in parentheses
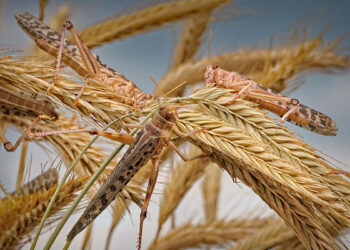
top-left (138, 157), bottom-right (160, 250)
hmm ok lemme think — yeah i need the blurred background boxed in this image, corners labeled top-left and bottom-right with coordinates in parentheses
top-left (0, 0), bottom-right (349, 249)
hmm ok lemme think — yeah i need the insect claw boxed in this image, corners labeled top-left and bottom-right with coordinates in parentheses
top-left (4, 142), bottom-right (13, 151)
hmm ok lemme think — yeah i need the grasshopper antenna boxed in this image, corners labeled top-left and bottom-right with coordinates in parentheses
top-left (148, 75), bottom-right (188, 100)
top-left (148, 74), bottom-right (166, 98)
top-left (165, 81), bottom-right (188, 97)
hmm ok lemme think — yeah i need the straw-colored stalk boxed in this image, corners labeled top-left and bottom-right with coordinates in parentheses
top-left (81, 224), bottom-right (93, 250)
top-left (171, 10), bottom-right (212, 71)
top-left (230, 219), bottom-right (296, 250)
top-left (150, 217), bottom-right (279, 250)
top-left (47, 5), bottom-right (71, 32)
top-left (172, 88), bottom-right (350, 249)
top-left (38, 0), bottom-right (48, 21)
top-left (0, 54), bottom-right (137, 131)
top-left (0, 175), bottom-right (88, 249)
top-left (156, 37), bottom-right (350, 96)
top-left (202, 163), bottom-right (221, 222)
top-left (0, 182), bottom-right (9, 197)
top-left (157, 146), bottom-right (207, 236)
top-left (16, 140), bottom-right (28, 188)
top-left (79, 0), bottom-right (228, 49)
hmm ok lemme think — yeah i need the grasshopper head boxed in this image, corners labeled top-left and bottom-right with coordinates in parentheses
top-left (158, 105), bottom-right (177, 124)
top-left (204, 64), bottom-right (219, 86)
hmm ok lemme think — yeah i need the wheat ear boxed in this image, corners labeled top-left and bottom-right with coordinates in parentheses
top-left (150, 217), bottom-right (279, 250)
top-left (79, 0), bottom-right (228, 48)
top-left (170, 11), bottom-right (212, 70)
top-left (0, 175), bottom-right (88, 249)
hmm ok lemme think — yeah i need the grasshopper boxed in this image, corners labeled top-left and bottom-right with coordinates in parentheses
top-left (15, 12), bottom-right (153, 108)
top-left (0, 84), bottom-right (59, 151)
top-left (0, 84), bottom-right (133, 152)
top-left (205, 65), bottom-right (338, 136)
top-left (10, 168), bottom-right (58, 196)
top-left (67, 104), bottom-right (205, 249)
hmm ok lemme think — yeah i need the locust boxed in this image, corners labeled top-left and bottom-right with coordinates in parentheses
top-left (0, 84), bottom-right (132, 152)
top-left (0, 84), bottom-right (59, 151)
top-left (204, 65), bottom-right (338, 136)
top-left (66, 104), bottom-right (205, 249)
top-left (15, 12), bottom-right (153, 108)
top-left (10, 168), bottom-right (58, 196)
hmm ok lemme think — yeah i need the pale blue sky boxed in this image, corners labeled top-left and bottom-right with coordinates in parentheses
top-left (0, 0), bottom-right (349, 249)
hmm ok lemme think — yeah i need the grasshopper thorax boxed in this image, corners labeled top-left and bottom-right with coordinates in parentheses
top-left (145, 105), bottom-right (176, 138)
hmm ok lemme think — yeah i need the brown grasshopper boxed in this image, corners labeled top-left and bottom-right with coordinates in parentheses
top-left (67, 104), bottom-right (205, 249)
top-left (9, 168), bottom-right (58, 196)
top-left (0, 84), bottom-right (133, 152)
top-left (0, 84), bottom-right (59, 151)
top-left (205, 65), bottom-right (338, 136)
top-left (15, 12), bottom-right (153, 108)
